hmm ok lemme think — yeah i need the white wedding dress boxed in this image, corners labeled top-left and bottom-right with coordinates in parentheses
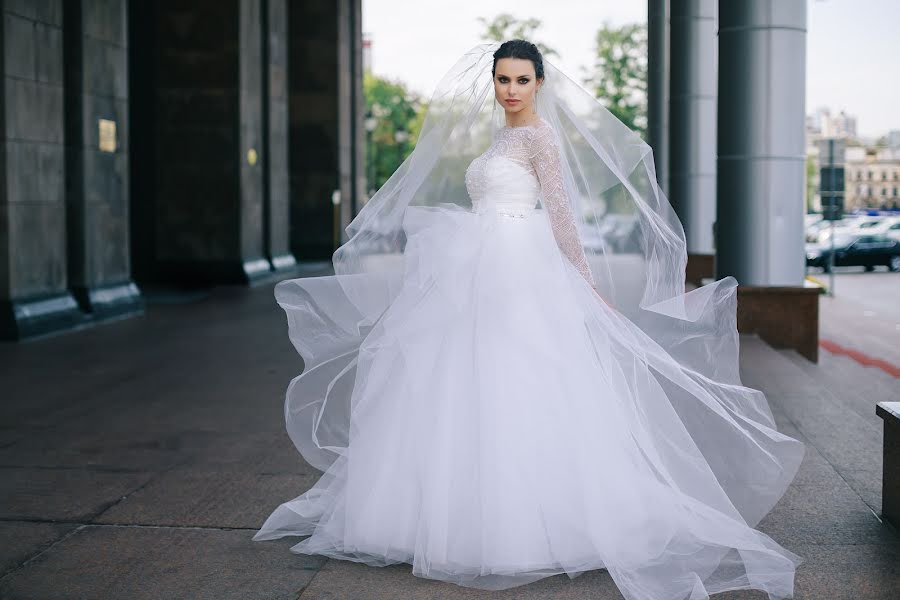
top-left (254, 118), bottom-right (804, 600)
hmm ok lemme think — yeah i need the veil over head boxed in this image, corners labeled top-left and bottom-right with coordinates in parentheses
top-left (268, 41), bottom-right (804, 598)
top-left (278, 40), bottom-right (772, 467)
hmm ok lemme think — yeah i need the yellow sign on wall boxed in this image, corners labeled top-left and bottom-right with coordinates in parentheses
top-left (98, 119), bottom-right (116, 153)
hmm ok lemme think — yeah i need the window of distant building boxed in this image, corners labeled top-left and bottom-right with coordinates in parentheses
top-left (868, 170), bottom-right (873, 180)
top-left (894, 187), bottom-right (898, 197)
top-left (883, 171), bottom-right (888, 181)
top-left (882, 188), bottom-right (887, 196)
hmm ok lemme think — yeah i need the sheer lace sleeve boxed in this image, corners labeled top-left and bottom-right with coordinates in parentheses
top-left (529, 123), bottom-right (596, 287)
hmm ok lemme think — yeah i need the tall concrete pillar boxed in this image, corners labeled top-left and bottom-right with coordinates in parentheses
top-left (263, 0), bottom-right (295, 273)
top-left (717, 1), bottom-right (817, 361)
top-left (669, 0), bottom-right (717, 280)
top-left (129, 0), bottom-right (292, 285)
top-left (647, 0), bottom-right (669, 196)
top-left (338, 0), bottom-right (365, 242)
top-left (717, 1), bottom-right (806, 285)
top-left (63, 0), bottom-right (143, 320)
top-left (287, 0), bottom-right (364, 260)
top-left (0, 0), bottom-right (83, 339)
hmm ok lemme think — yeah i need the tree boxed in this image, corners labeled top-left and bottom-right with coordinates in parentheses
top-left (363, 72), bottom-right (423, 197)
top-left (477, 13), bottom-right (559, 60)
top-left (582, 22), bottom-right (647, 137)
top-left (806, 154), bottom-right (817, 213)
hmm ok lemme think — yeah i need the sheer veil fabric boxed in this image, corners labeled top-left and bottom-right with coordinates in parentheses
top-left (253, 42), bottom-right (805, 600)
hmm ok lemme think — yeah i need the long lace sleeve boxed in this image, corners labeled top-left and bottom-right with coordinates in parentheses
top-left (529, 123), bottom-right (596, 287)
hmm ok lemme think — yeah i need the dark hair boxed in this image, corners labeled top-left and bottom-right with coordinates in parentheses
top-left (492, 39), bottom-right (544, 81)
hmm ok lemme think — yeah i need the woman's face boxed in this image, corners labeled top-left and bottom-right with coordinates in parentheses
top-left (493, 57), bottom-right (542, 117)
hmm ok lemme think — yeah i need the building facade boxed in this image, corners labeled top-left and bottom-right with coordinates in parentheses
top-left (0, 0), bottom-right (365, 340)
top-left (845, 147), bottom-right (900, 210)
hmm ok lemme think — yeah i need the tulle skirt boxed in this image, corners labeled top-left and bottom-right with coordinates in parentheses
top-left (254, 204), bottom-right (805, 600)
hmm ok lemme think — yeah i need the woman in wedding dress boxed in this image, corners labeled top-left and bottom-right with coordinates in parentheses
top-left (253, 40), bottom-right (805, 600)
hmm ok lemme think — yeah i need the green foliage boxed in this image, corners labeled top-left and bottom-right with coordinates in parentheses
top-left (476, 13), bottom-right (559, 60)
top-left (363, 72), bottom-right (424, 196)
top-left (806, 154), bottom-right (817, 213)
top-left (582, 22), bottom-right (648, 137)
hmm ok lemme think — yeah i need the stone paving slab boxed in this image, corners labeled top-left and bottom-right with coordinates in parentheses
top-left (757, 477), bottom-right (896, 546)
top-left (1, 283), bottom-right (897, 599)
top-left (0, 525), bottom-right (325, 600)
top-left (740, 341), bottom-right (888, 512)
top-left (294, 557), bottom-right (626, 600)
top-left (786, 543), bottom-right (900, 600)
top-left (0, 426), bottom-right (210, 472)
top-left (841, 468), bottom-right (885, 515)
top-left (187, 430), bottom-right (318, 476)
top-left (95, 469), bottom-right (317, 530)
top-left (0, 521), bottom-right (76, 577)
top-left (0, 467), bottom-right (153, 522)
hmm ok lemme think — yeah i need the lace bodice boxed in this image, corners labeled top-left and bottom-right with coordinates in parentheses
top-left (464, 119), bottom-right (595, 286)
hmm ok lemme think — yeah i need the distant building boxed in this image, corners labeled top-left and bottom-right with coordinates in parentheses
top-left (888, 130), bottom-right (900, 149)
top-left (845, 147), bottom-right (900, 210)
top-left (808, 107), bottom-right (858, 139)
top-left (804, 108), bottom-right (900, 211)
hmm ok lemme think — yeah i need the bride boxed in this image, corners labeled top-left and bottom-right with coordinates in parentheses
top-left (252, 39), bottom-right (805, 600)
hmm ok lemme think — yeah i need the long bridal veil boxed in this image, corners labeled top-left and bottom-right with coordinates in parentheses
top-left (263, 41), bottom-right (805, 599)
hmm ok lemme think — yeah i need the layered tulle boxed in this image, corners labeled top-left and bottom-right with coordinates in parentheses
top-left (254, 198), bottom-right (805, 600)
top-left (252, 41), bottom-right (805, 600)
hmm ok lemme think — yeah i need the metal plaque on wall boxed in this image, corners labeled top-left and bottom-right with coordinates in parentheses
top-left (98, 119), bottom-right (117, 153)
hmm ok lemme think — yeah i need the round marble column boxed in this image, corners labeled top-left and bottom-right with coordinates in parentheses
top-left (716, 0), bottom-right (807, 285)
top-left (669, 0), bottom-right (717, 255)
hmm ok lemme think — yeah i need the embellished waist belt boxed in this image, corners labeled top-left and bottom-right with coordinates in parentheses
top-left (475, 205), bottom-right (537, 219)
top-left (496, 207), bottom-right (533, 218)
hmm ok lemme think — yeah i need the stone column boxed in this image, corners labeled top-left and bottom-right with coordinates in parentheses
top-left (647, 0), bottom-right (669, 196)
top-left (669, 0), bottom-right (717, 283)
top-left (287, 0), bottom-right (362, 260)
top-left (717, 0), bottom-right (817, 361)
top-left (0, 0), bottom-right (83, 340)
top-left (130, 0), bottom-right (271, 285)
top-left (263, 0), bottom-right (295, 273)
top-left (63, 0), bottom-right (142, 319)
top-left (338, 0), bottom-right (365, 243)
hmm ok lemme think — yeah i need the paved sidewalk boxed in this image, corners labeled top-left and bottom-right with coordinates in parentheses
top-left (814, 270), bottom-right (900, 370)
top-left (1, 280), bottom-right (898, 599)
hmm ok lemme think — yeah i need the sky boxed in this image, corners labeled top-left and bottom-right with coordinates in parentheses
top-left (362, 0), bottom-right (900, 139)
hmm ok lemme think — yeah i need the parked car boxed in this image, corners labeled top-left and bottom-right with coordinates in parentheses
top-left (806, 217), bottom-right (856, 243)
top-left (806, 233), bottom-right (900, 272)
top-left (851, 215), bottom-right (898, 235)
top-left (886, 220), bottom-right (900, 242)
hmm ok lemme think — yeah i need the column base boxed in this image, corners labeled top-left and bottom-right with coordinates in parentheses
top-left (1, 281), bottom-right (146, 341)
top-left (247, 252), bottom-right (298, 287)
top-left (0, 292), bottom-right (84, 341)
top-left (70, 281), bottom-right (145, 320)
top-left (735, 284), bottom-right (820, 362)
top-left (154, 257), bottom-right (289, 285)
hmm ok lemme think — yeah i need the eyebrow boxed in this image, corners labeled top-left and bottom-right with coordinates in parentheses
top-left (496, 73), bottom-right (531, 78)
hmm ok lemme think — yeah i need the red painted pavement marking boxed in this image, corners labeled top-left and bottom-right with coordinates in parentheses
top-left (819, 338), bottom-right (900, 378)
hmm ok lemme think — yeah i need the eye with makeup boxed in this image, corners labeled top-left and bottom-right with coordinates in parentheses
top-left (497, 76), bottom-right (530, 84)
